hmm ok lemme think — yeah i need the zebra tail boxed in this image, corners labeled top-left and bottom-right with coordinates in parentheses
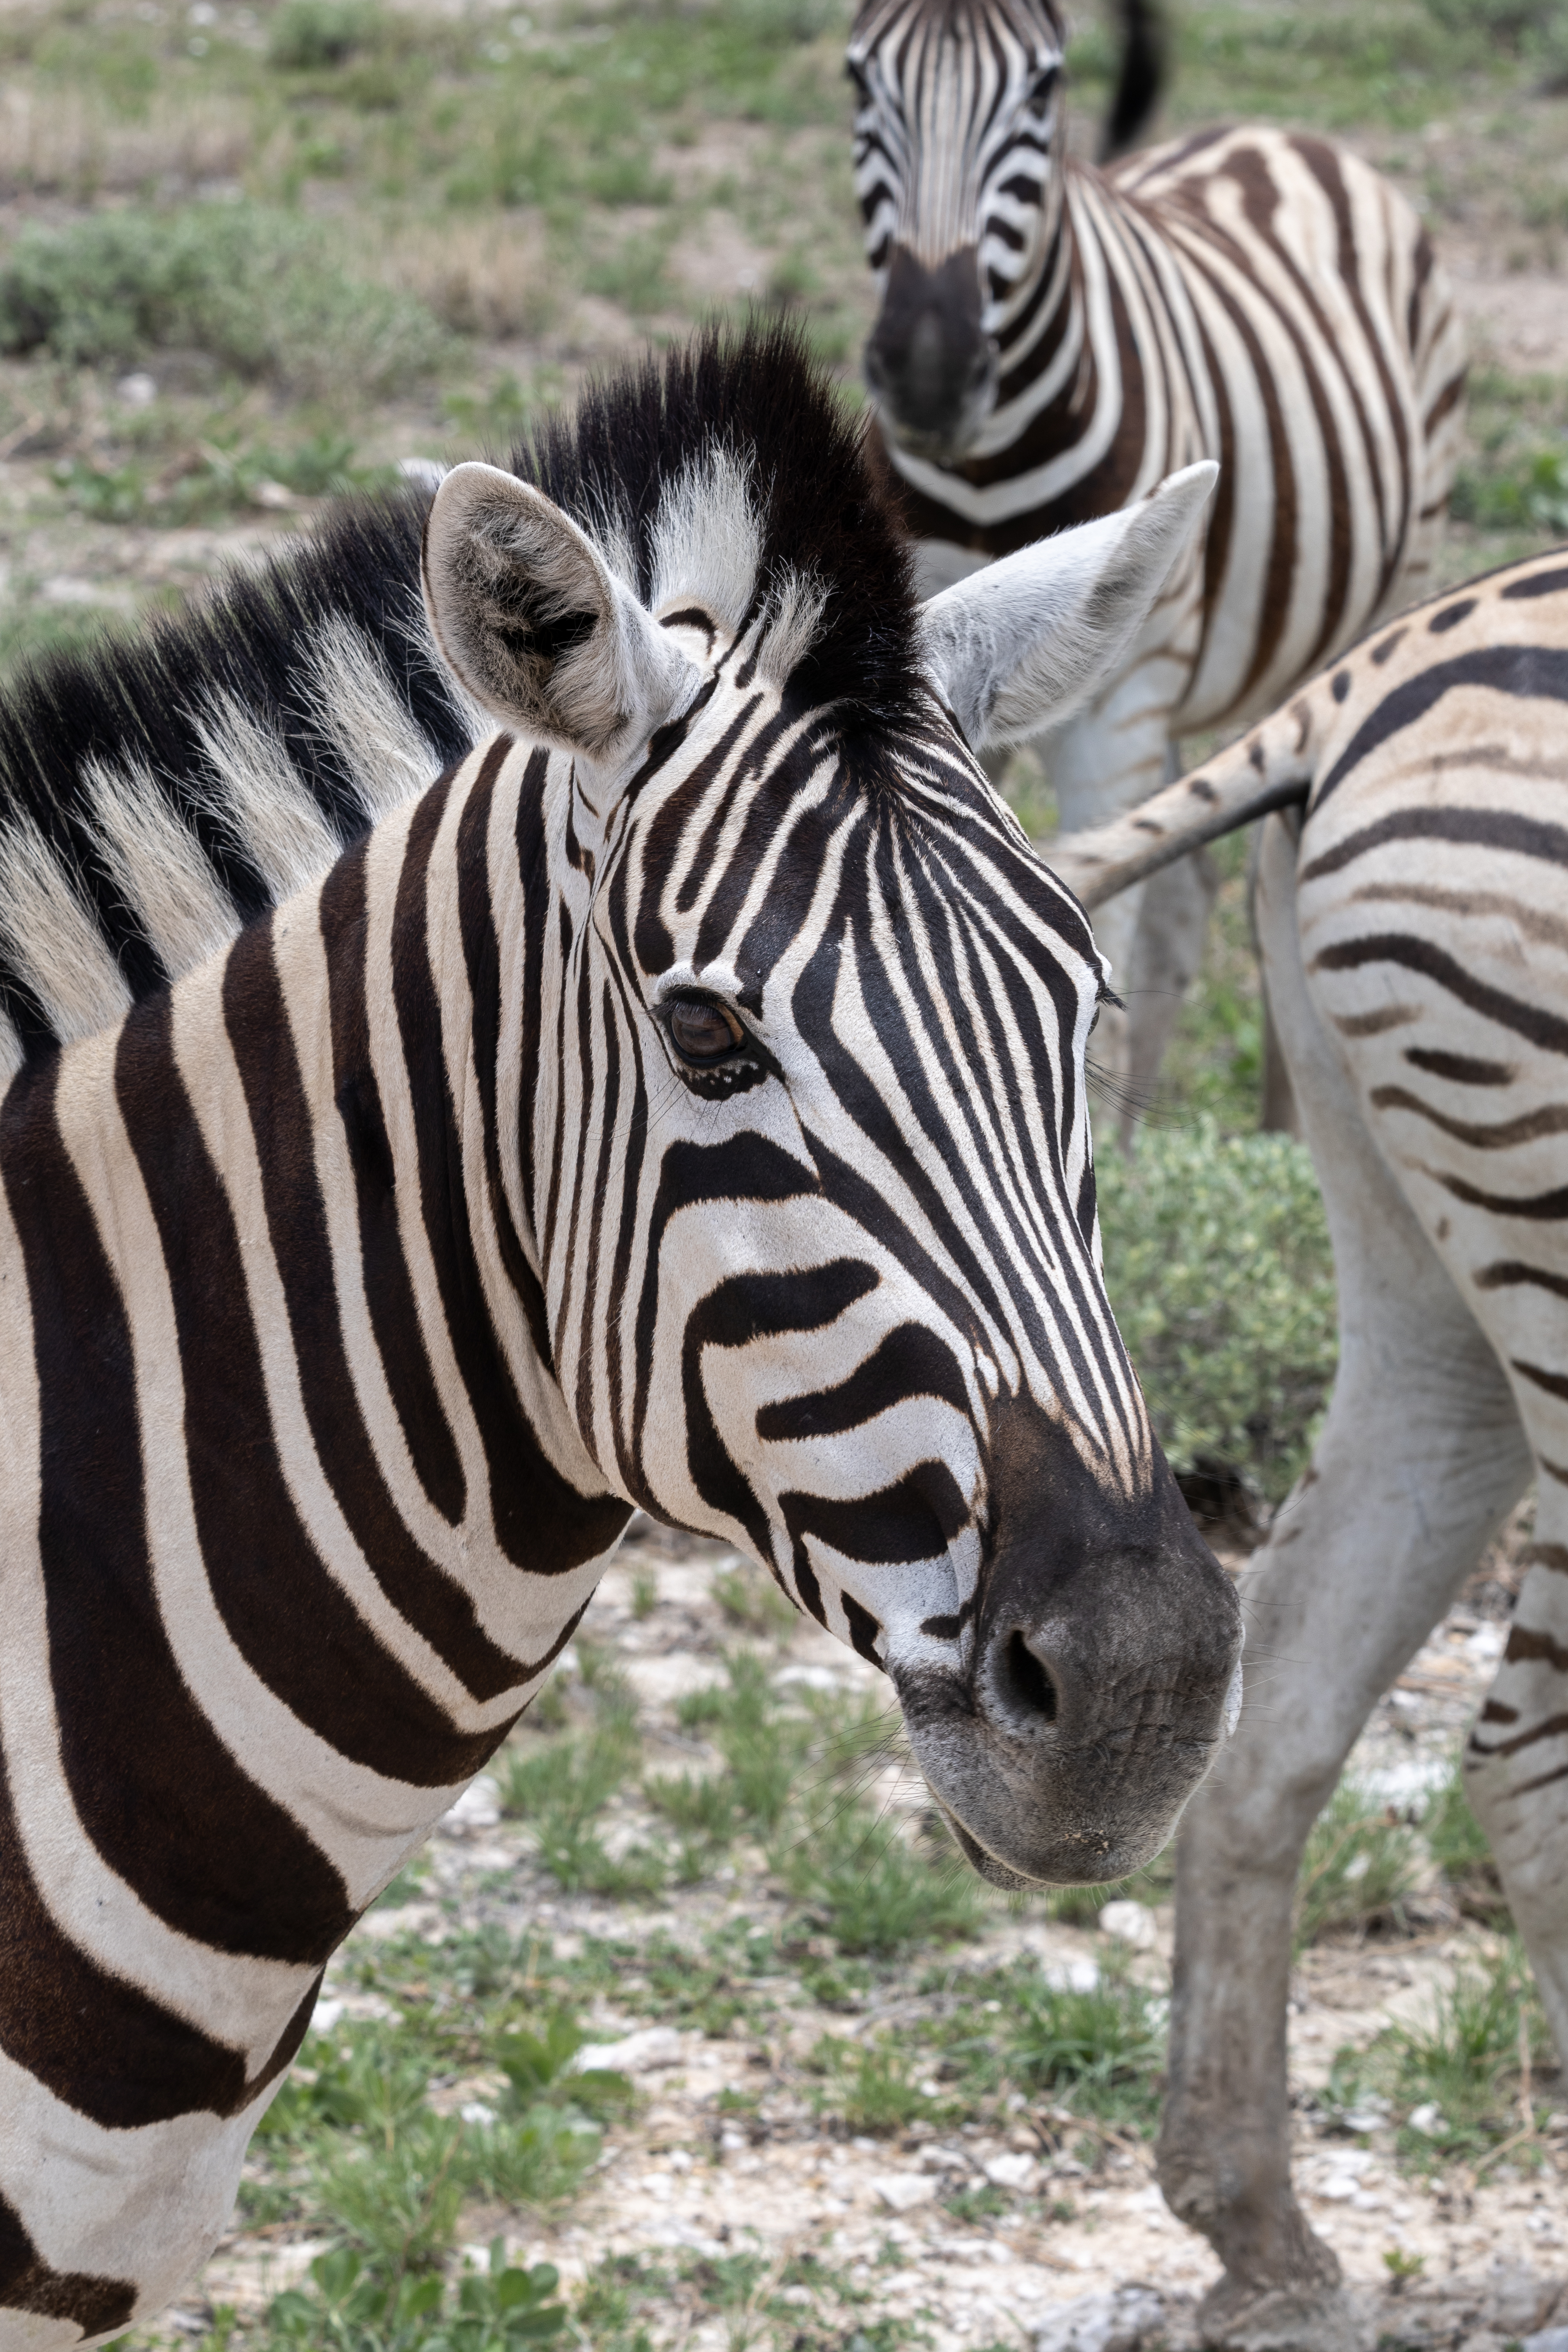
top-left (1098, 0), bottom-right (1169, 163)
top-left (1045, 697), bottom-right (1321, 913)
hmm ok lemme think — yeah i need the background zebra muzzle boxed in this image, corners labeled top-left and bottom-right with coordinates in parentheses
top-left (864, 244), bottom-right (998, 459)
top-left (895, 1406), bottom-right (1244, 1887)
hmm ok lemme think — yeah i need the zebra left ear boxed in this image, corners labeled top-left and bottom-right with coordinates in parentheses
top-left (917, 461), bottom-right (1218, 750)
top-left (421, 461), bottom-right (703, 766)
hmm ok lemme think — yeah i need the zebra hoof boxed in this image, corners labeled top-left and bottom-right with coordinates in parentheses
top-left (1197, 2278), bottom-right (1367, 2352)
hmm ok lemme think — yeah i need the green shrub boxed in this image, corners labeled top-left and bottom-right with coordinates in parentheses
top-left (269, 0), bottom-right (382, 69)
top-left (776, 1795), bottom-right (984, 1955)
top-left (268, 2239), bottom-right (568, 2352)
top-left (1350, 1939), bottom-right (1553, 2170)
top-left (811, 2034), bottom-right (937, 2134)
top-left (1096, 1119), bottom-right (1337, 1503)
top-left (0, 207), bottom-right (446, 396)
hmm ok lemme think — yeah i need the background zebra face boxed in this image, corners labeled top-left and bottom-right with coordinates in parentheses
top-left (421, 345), bottom-right (1240, 1886)
top-left (850, 0), bottom-right (1068, 460)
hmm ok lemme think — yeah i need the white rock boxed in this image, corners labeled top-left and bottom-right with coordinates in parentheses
top-left (1097, 1900), bottom-right (1158, 1949)
top-left (1522, 2330), bottom-right (1568, 2352)
top-left (443, 1775), bottom-right (501, 1830)
top-left (918, 2145), bottom-right (971, 2172)
top-left (116, 372), bottom-right (158, 407)
top-left (1042, 1958), bottom-right (1101, 1994)
top-left (1034, 2286), bottom-right (1164, 2352)
top-left (310, 1998), bottom-right (345, 2034)
top-left (459, 2101), bottom-right (497, 2126)
top-left (574, 2024), bottom-right (684, 2075)
top-left (1406, 2101), bottom-right (1446, 2135)
top-left (983, 2151), bottom-right (1039, 2191)
top-left (872, 2172), bottom-right (937, 2213)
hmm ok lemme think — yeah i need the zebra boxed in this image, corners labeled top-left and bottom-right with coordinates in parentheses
top-left (846, 0), bottom-right (1468, 1110)
top-left (0, 325), bottom-right (1243, 2346)
top-left (1047, 546), bottom-right (1568, 2351)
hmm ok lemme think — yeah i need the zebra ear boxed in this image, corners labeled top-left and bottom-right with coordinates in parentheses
top-left (916, 461), bottom-right (1219, 750)
top-left (421, 461), bottom-right (702, 764)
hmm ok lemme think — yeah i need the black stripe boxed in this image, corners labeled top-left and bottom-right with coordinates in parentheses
top-left (2, 1047), bottom-right (352, 1962)
top-left (1310, 648), bottom-right (1568, 813)
top-left (1302, 805), bottom-right (1568, 884)
top-left (1314, 933), bottom-right (1568, 1057)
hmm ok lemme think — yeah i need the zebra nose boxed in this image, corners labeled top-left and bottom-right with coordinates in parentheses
top-left (864, 245), bottom-right (996, 451)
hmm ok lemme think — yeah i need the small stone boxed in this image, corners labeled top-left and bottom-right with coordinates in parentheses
top-left (1406, 2101), bottom-right (1445, 2135)
top-left (872, 2172), bottom-right (937, 2213)
top-left (1098, 1900), bottom-right (1158, 1949)
top-left (984, 2151), bottom-right (1039, 2192)
top-left (1034, 2285), bottom-right (1164, 2352)
top-left (575, 2024), bottom-right (683, 2075)
top-left (116, 372), bottom-right (158, 407)
top-left (443, 1775), bottom-right (501, 1831)
top-left (1522, 2331), bottom-right (1568, 2352)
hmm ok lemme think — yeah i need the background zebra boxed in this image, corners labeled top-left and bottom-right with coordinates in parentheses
top-left (0, 327), bottom-right (1242, 2346)
top-left (847, 0), bottom-right (1468, 1109)
top-left (1051, 546), bottom-right (1568, 2352)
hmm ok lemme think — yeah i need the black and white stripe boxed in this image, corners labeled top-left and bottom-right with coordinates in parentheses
top-left (848, 0), bottom-right (1468, 1085)
top-left (0, 328), bottom-right (1240, 2345)
top-left (1047, 545), bottom-right (1568, 2345)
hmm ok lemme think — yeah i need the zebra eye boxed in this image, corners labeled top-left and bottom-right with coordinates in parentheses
top-left (666, 996), bottom-right (746, 1064)
top-left (1028, 65), bottom-right (1060, 109)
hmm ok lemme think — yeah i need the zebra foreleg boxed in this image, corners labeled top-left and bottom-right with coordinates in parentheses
top-left (1158, 815), bottom-right (1532, 2352)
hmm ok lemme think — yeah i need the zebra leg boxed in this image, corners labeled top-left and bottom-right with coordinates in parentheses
top-left (1159, 814), bottom-right (1532, 2352)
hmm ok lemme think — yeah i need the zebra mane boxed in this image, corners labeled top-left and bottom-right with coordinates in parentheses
top-left (0, 325), bottom-right (917, 1079)
top-left (0, 490), bottom-right (474, 1075)
top-left (511, 320), bottom-right (920, 739)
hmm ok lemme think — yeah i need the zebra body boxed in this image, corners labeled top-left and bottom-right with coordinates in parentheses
top-left (848, 0), bottom-right (1466, 1085)
top-left (0, 330), bottom-right (1240, 2344)
top-left (1051, 547), bottom-right (1568, 2350)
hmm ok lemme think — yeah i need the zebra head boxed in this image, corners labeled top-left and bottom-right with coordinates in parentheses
top-left (421, 332), bottom-right (1240, 1886)
top-left (850, 0), bottom-right (1069, 461)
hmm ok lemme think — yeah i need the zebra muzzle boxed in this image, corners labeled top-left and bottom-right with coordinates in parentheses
top-left (865, 244), bottom-right (999, 459)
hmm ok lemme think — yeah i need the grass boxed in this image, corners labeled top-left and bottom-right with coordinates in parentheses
top-left (1425, 1750), bottom-right (1512, 1926)
top-left (1334, 1939), bottom-right (1556, 2173)
top-left (1295, 1780), bottom-right (1422, 1949)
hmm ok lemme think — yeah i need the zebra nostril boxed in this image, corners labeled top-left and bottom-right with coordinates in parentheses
top-left (1000, 1629), bottom-right (1058, 1724)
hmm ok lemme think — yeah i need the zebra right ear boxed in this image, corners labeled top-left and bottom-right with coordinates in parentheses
top-left (916, 461), bottom-right (1218, 750)
top-left (421, 462), bottom-right (702, 766)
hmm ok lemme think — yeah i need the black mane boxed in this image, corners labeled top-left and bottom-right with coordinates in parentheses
top-left (516, 320), bottom-right (920, 736)
top-left (0, 323), bottom-right (917, 1059)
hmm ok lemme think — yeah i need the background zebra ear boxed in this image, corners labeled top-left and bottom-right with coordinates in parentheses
top-left (421, 461), bottom-right (702, 765)
top-left (916, 461), bottom-right (1219, 751)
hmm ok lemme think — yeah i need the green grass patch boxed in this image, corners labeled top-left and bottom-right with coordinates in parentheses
top-left (0, 207), bottom-right (448, 397)
top-left (1425, 1751), bottom-right (1511, 1926)
top-left (1334, 1939), bottom-right (1555, 2172)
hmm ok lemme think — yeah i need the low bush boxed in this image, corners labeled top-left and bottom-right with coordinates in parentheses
top-left (0, 207), bottom-right (447, 396)
top-left (1096, 1119), bottom-right (1338, 1504)
top-left (1425, 1752), bottom-right (1510, 1926)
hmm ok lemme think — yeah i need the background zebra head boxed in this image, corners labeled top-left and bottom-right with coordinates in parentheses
top-left (848, 0), bottom-right (1090, 462)
top-left (422, 330), bottom-right (1241, 1885)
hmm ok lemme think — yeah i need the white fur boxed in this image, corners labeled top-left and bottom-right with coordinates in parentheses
top-left (916, 461), bottom-right (1218, 748)
top-left (305, 613), bottom-right (445, 826)
top-left (0, 815), bottom-right (132, 1043)
top-left (191, 691), bottom-right (343, 899)
top-left (81, 755), bottom-right (240, 982)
